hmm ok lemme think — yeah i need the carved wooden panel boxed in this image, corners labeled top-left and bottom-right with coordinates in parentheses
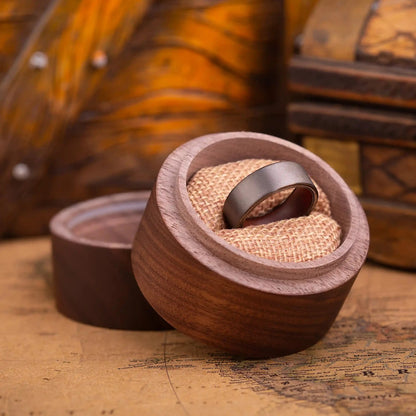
top-left (301, 0), bottom-right (374, 61)
top-left (361, 197), bottom-right (416, 268)
top-left (289, 0), bottom-right (416, 268)
top-left (362, 144), bottom-right (416, 205)
top-left (358, 0), bottom-right (416, 69)
top-left (290, 0), bottom-right (416, 108)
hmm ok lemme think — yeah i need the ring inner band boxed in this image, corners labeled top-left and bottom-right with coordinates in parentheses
top-left (223, 161), bottom-right (318, 228)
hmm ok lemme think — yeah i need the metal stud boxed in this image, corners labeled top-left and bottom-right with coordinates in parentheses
top-left (12, 163), bottom-right (31, 180)
top-left (371, 2), bottom-right (379, 11)
top-left (91, 50), bottom-right (108, 69)
top-left (29, 51), bottom-right (48, 69)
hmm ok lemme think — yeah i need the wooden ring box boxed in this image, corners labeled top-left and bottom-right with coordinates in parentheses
top-left (50, 192), bottom-right (169, 330)
top-left (132, 132), bottom-right (370, 357)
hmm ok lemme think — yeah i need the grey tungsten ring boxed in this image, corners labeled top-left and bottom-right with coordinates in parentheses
top-left (223, 161), bottom-right (318, 228)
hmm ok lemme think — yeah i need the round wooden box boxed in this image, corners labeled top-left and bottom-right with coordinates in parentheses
top-left (132, 132), bottom-right (370, 357)
top-left (50, 191), bottom-right (168, 330)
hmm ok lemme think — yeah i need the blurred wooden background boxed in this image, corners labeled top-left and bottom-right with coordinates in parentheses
top-left (288, 0), bottom-right (416, 268)
top-left (2, 0), bottom-right (414, 270)
top-left (1, 0), bottom-right (320, 237)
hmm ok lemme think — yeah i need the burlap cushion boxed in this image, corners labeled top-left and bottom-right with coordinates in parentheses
top-left (187, 159), bottom-right (341, 262)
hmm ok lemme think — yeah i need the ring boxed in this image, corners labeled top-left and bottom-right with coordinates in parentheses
top-left (223, 161), bottom-right (318, 228)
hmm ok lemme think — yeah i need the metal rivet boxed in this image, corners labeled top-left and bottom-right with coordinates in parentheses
top-left (12, 163), bottom-right (31, 180)
top-left (371, 2), bottom-right (379, 11)
top-left (91, 50), bottom-right (108, 69)
top-left (29, 51), bottom-right (48, 69)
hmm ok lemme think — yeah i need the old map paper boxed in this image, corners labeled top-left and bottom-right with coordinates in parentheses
top-left (1, 238), bottom-right (415, 415)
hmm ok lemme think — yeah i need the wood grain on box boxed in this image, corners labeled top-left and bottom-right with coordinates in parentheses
top-left (132, 132), bottom-right (369, 357)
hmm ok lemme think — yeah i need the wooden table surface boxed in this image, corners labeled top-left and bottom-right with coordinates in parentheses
top-left (1, 237), bottom-right (415, 415)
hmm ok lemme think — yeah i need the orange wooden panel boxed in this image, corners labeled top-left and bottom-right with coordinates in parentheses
top-left (0, 0), bottom-right (51, 79)
top-left (0, 0), bottom-right (152, 235)
top-left (6, 0), bottom-right (285, 236)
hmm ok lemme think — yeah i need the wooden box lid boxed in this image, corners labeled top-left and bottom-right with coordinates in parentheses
top-left (289, 0), bottom-right (416, 111)
top-left (50, 191), bottom-right (169, 330)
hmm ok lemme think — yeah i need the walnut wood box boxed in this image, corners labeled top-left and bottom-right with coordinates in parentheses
top-left (288, 0), bottom-right (416, 268)
top-left (131, 132), bottom-right (369, 358)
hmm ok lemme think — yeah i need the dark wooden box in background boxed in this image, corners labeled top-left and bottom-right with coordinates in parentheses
top-left (289, 0), bottom-right (416, 268)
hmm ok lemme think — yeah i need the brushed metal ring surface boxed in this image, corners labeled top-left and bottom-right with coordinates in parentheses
top-left (223, 161), bottom-right (318, 228)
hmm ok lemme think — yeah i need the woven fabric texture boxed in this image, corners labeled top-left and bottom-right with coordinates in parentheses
top-left (187, 159), bottom-right (341, 262)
